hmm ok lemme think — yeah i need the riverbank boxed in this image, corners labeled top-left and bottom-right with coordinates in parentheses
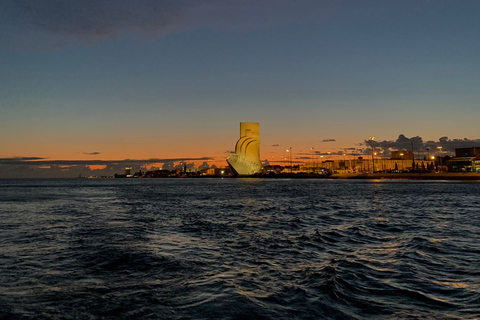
top-left (330, 172), bottom-right (480, 180)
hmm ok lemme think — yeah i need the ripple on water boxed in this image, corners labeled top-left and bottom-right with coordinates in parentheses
top-left (1, 179), bottom-right (480, 319)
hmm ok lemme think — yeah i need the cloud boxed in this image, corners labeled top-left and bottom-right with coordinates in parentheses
top-left (0, 156), bottom-right (45, 161)
top-left (361, 134), bottom-right (480, 155)
top-left (0, 157), bottom-right (212, 166)
top-left (322, 139), bottom-right (336, 142)
top-left (197, 161), bottom-right (210, 169)
top-left (0, 0), bottom-right (186, 50)
top-left (83, 152), bottom-right (101, 155)
top-left (16, 0), bottom-right (184, 37)
top-left (1, 0), bottom-right (330, 50)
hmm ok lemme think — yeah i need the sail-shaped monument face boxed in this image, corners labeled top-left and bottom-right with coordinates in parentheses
top-left (227, 122), bottom-right (264, 175)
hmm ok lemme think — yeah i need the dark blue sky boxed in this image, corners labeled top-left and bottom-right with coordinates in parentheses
top-left (1, 0), bottom-right (479, 166)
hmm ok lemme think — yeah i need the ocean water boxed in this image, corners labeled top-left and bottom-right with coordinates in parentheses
top-left (0, 178), bottom-right (479, 319)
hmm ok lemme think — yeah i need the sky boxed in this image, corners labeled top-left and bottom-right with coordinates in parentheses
top-left (1, 0), bottom-right (480, 177)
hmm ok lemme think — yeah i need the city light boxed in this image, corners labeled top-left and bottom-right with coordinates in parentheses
top-left (369, 137), bottom-right (375, 173)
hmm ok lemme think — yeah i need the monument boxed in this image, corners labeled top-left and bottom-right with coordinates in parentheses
top-left (227, 122), bottom-right (264, 175)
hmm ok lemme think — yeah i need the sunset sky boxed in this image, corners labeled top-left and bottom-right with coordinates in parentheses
top-left (1, 0), bottom-right (480, 176)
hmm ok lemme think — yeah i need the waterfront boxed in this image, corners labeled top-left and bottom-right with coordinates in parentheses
top-left (330, 172), bottom-right (480, 180)
top-left (1, 179), bottom-right (479, 319)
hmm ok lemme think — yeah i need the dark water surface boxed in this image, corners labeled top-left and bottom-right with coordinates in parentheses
top-left (1, 178), bottom-right (479, 319)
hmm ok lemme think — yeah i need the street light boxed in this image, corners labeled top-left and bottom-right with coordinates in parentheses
top-left (369, 137), bottom-right (375, 173)
top-left (286, 149), bottom-right (289, 172)
top-left (437, 146), bottom-right (443, 172)
top-left (379, 149), bottom-right (385, 172)
top-left (286, 147), bottom-right (292, 173)
top-left (311, 147), bottom-right (314, 171)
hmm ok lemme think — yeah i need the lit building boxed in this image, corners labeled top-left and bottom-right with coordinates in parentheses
top-left (226, 122), bottom-right (263, 175)
top-left (316, 157), bottom-right (426, 173)
top-left (447, 147), bottom-right (480, 172)
top-left (390, 150), bottom-right (414, 160)
top-left (204, 167), bottom-right (232, 176)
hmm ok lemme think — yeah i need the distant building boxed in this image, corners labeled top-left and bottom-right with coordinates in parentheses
top-left (447, 147), bottom-right (480, 172)
top-left (455, 147), bottom-right (480, 157)
top-left (264, 165), bottom-right (284, 174)
top-left (390, 150), bottom-right (414, 160)
top-left (205, 167), bottom-right (232, 176)
top-left (316, 157), bottom-right (420, 173)
top-left (473, 158), bottom-right (480, 172)
top-left (114, 166), bottom-right (135, 178)
top-left (144, 170), bottom-right (173, 178)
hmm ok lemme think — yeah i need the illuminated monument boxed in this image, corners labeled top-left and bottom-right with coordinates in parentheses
top-left (227, 122), bottom-right (263, 175)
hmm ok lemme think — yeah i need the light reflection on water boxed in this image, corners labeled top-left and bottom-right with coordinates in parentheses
top-left (0, 178), bottom-right (479, 319)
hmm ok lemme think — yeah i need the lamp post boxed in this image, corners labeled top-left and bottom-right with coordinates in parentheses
top-left (352, 151), bottom-right (356, 173)
top-left (286, 149), bottom-right (289, 172)
top-left (290, 147), bottom-right (293, 173)
top-left (311, 147), bottom-right (314, 172)
top-left (369, 137), bottom-right (375, 173)
top-left (326, 151), bottom-right (331, 172)
top-left (379, 149), bottom-right (385, 172)
top-left (437, 146), bottom-right (443, 172)
top-left (286, 147), bottom-right (292, 173)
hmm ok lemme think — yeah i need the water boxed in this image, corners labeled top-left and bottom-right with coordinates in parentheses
top-left (0, 178), bottom-right (479, 319)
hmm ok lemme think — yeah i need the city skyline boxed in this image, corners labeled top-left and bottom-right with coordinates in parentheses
top-left (2, 132), bottom-right (479, 178)
top-left (1, 1), bottom-right (480, 177)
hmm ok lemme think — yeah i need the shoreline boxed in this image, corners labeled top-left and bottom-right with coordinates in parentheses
top-left (329, 172), bottom-right (480, 181)
top-left (3, 173), bottom-right (480, 180)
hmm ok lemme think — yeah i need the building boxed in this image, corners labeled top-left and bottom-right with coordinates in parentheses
top-left (204, 167), bottom-right (232, 176)
top-left (114, 166), bottom-right (134, 178)
top-left (473, 158), bottom-right (480, 172)
top-left (447, 147), bottom-right (480, 172)
top-left (390, 150), bottom-right (414, 160)
top-left (316, 157), bottom-right (424, 173)
top-left (226, 122), bottom-right (264, 175)
top-left (455, 147), bottom-right (480, 157)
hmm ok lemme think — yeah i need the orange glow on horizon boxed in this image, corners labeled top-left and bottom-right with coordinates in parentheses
top-left (88, 165), bottom-right (107, 170)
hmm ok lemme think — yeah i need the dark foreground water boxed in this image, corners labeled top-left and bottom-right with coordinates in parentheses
top-left (0, 179), bottom-right (479, 319)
